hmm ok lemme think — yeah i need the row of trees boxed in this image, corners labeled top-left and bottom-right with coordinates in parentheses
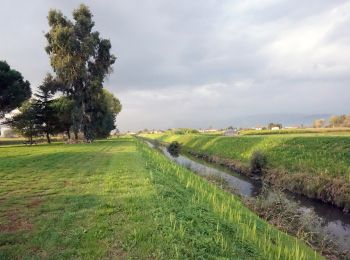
top-left (7, 82), bottom-right (120, 143)
top-left (1, 4), bottom-right (121, 143)
top-left (313, 115), bottom-right (350, 128)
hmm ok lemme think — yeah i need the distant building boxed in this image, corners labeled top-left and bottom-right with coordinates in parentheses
top-left (150, 130), bottom-right (164, 134)
top-left (224, 129), bottom-right (238, 136)
top-left (204, 129), bottom-right (218, 132)
top-left (271, 126), bottom-right (280, 131)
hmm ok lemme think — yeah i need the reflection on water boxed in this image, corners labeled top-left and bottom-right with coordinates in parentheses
top-left (161, 146), bottom-right (260, 197)
top-left (146, 141), bottom-right (350, 251)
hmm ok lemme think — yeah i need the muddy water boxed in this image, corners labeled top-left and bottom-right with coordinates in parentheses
top-left (145, 141), bottom-right (350, 251)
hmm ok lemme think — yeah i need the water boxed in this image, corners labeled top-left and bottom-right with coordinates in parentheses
top-left (145, 141), bottom-right (350, 251)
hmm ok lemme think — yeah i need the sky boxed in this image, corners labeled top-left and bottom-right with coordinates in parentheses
top-left (1, 0), bottom-right (350, 131)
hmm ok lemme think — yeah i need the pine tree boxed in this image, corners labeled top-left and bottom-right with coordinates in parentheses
top-left (33, 76), bottom-right (59, 143)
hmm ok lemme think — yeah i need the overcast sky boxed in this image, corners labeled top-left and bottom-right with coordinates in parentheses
top-left (1, 0), bottom-right (350, 131)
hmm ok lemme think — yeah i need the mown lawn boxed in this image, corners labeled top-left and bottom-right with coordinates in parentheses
top-left (144, 134), bottom-right (350, 179)
top-left (0, 137), bottom-right (320, 259)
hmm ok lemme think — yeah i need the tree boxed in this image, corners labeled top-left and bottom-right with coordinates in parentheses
top-left (33, 76), bottom-right (60, 143)
top-left (7, 100), bottom-right (39, 144)
top-left (329, 115), bottom-right (346, 127)
top-left (45, 4), bottom-right (116, 141)
top-left (343, 115), bottom-right (350, 127)
top-left (52, 96), bottom-right (74, 139)
top-left (0, 61), bottom-right (31, 118)
top-left (313, 119), bottom-right (325, 128)
top-left (91, 89), bottom-right (121, 138)
top-left (268, 123), bottom-right (282, 130)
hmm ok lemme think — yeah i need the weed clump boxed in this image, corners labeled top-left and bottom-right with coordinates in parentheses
top-left (167, 141), bottom-right (181, 157)
top-left (250, 150), bottom-right (267, 175)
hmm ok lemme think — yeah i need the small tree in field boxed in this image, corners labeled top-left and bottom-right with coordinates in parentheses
top-left (33, 76), bottom-right (60, 144)
top-left (313, 119), bottom-right (325, 128)
top-left (7, 100), bottom-right (39, 144)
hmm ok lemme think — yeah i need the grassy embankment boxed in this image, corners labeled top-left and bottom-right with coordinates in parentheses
top-left (142, 133), bottom-right (350, 211)
top-left (240, 128), bottom-right (350, 136)
top-left (0, 137), bottom-right (320, 259)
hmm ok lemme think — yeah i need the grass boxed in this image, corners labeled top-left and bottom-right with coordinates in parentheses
top-left (143, 133), bottom-right (350, 179)
top-left (0, 137), bottom-right (320, 259)
top-left (142, 133), bottom-right (350, 211)
top-left (0, 137), bottom-right (63, 146)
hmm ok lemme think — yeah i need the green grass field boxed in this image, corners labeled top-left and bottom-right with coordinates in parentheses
top-left (143, 133), bottom-right (350, 179)
top-left (0, 137), bottom-right (63, 146)
top-left (0, 137), bottom-right (320, 259)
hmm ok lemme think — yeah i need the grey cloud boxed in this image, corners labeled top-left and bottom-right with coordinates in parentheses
top-left (0, 0), bottom-right (349, 131)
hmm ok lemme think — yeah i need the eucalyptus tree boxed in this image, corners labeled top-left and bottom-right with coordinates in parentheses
top-left (45, 4), bottom-right (116, 141)
top-left (0, 61), bottom-right (31, 118)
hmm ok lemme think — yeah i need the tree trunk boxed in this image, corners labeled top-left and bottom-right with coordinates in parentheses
top-left (29, 135), bottom-right (33, 145)
top-left (74, 131), bottom-right (78, 140)
top-left (67, 129), bottom-right (71, 140)
top-left (46, 132), bottom-right (51, 144)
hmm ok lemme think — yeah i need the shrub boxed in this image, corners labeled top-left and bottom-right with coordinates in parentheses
top-left (167, 141), bottom-right (181, 157)
top-left (250, 150), bottom-right (267, 175)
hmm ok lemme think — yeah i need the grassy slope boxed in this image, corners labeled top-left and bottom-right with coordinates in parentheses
top-left (0, 137), bottom-right (319, 259)
top-left (144, 133), bottom-right (350, 179)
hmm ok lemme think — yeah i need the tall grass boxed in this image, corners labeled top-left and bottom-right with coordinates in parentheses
top-left (138, 139), bottom-right (321, 259)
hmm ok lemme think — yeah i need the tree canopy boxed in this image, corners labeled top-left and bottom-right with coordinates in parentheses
top-left (33, 76), bottom-right (61, 143)
top-left (7, 100), bottom-right (38, 143)
top-left (0, 61), bottom-right (31, 118)
top-left (45, 4), bottom-right (116, 141)
top-left (92, 89), bottom-right (122, 138)
top-left (4, 5), bottom-right (121, 143)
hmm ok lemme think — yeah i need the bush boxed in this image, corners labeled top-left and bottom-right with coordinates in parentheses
top-left (167, 141), bottom-right (181, 157)
top-left (250, 150), bottom-right (267, 175)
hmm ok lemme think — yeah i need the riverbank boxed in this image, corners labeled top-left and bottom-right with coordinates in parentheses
top-left (0, 137), bottom-right (320, 259)
top-left (141, 133), bottom-right (350, 212)
top-left (144, 138), bottom-right (350, 256)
